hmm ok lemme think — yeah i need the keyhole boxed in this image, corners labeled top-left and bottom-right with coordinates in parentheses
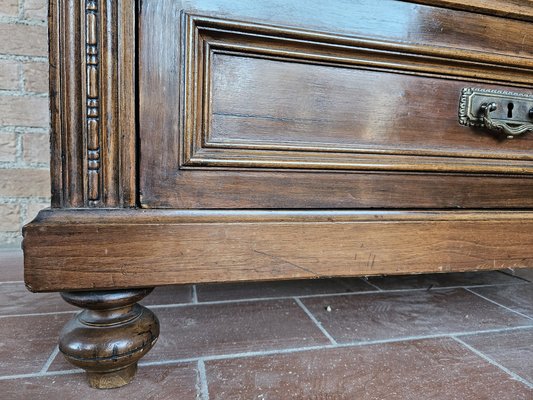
top-left (507, 102), bottom-right (514, 118)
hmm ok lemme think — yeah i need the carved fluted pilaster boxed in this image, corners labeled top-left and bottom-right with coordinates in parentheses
top-left (49, 0), bottom-right (136, 208)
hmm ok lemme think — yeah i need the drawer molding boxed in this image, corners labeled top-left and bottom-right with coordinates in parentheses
top-left (181, 14), bottom-right (533, 175)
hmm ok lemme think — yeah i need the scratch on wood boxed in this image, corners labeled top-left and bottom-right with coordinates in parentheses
top-left (253, 249), bottom-right (321, 277)
top-left (367, 253), bottom-right (376, 269)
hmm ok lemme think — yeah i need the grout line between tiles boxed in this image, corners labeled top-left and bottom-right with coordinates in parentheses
top-left (0, 369), bottom-right (81, 381)
top-left (461, 282), bottom-right (529, 289)
top-left (497, 270), bottom-right (532, 283)
top-left (40, 345), bottom-right (60, 374)
top-left (140, 325), bottom-right (533, 367)
top-left (2, 281), bottom-right (529, 319)
top-left (148, 282), bottom-right (528, 308)
top-left (192, 285), bottom-right (199, 304)
top-left (0, 281), bottom-right (25, 285)
top-left (360, 277), bottom-right (382, 291)
top-left (453, 324), bottom-right (533, 338)
top-left (139, 345), bottom-right (332, 368)
top-left (465, 288), bottom-right (533, 321)
top-left (141, 357), bottom-right (208, 367)
top-left (1, 325), bottom-right (532, 382)
top-left (293, 297), bottom-right (338, 345)
top-left (0, 310), bottom-right (77, 319)
top-left (147, 289), bottom-right (383, 309)
top-left (451, 336), bottom-right (533, 389)
top-left (197, 359), bottom-right (210, 400)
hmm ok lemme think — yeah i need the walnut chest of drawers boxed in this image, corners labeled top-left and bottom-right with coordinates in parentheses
top-left (23, 0), bottom-right (533, 389)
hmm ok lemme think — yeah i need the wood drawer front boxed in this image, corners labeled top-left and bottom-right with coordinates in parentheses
top-left (140, 0), bottom-right (533, 209)
top-left (183, 15), bottom-right (532, 172)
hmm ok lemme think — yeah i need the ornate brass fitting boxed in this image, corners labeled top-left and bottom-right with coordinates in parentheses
top-left (459, 88), bottom-right (533, 139)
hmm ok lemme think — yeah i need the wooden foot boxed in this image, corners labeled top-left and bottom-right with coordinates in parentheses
top-left (59, 288), bottom-right (160, 389)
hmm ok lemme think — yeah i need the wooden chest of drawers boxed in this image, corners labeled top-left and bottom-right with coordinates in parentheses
top-left (23, 0), bottom-right (533, 389)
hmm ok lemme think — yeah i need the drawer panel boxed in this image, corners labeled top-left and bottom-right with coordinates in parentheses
top-left (181, 14), bottom-right (532, 174)
top-left (206, 54), bottom-right (532, 168)
top-left (140, 0), bottom-right (533, 208)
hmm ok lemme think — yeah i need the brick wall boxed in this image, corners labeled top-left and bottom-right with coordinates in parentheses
top-left (0, 0), bottom-right (50, 246)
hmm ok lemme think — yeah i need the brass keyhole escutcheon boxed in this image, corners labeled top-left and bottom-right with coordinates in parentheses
top-left (459, 88), bottom-right (533, 139)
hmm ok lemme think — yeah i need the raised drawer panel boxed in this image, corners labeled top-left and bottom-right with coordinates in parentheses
top-left (210, 55), bottom-right (532, 157)
top-left (140, 0), bottom-right (533, 208)
top-left (182, 14), bottom-right (532, 173)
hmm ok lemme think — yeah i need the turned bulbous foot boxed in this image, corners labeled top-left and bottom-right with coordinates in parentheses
top-left (59, 288), bottom-right (160, 389)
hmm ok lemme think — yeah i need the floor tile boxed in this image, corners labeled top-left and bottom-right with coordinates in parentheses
top-left (501, 268), bottom-right (533, 283)
top-left (206, 338), bottom-right (532, 400)
top-left (0, 281), bottom-right (191, 316)
top-left (470, 284), bottom-right (533, 318)
top-left (367, 271), bottom-right (523, 290)
top-left (141, 285), bottom-right (193, 306)
top-left (0, 250), bottom-right (23, 282)
top-left (0, 363), bottom-right (198, 400)
top-left (197, 278), bottom-right (373, 302)
top-left (49, 299), bottom-right (330, 371)
top-left (459, 328), bottom-right (533, 382)
top-left (301, 288), bottom-right (533, 343)
top-left (0, 314), bottom-right (71, 376)
top-left (145, 299), bottom-right (330, 360)
top-left (0, 282), bottom-right (76, 316)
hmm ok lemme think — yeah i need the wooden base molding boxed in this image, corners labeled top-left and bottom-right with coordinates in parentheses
top-left (24, 209), bottom-right (533, 292)
top-left (58, 288), bottom-right (160, 389)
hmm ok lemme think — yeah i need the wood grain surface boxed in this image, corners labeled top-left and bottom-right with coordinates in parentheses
top-left (410, 0), bottom-right (533, 21)
top-left (24, 209), bottom-right (533, 292)
top-left (48, 0), bottom-right (136, 208)
top-left (140, 1), bottom-right (533, 209)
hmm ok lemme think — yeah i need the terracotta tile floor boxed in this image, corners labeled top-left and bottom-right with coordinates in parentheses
top-left (0, 249), bottom-right (532, 399)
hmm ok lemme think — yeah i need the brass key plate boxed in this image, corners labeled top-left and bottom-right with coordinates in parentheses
top-left (459, 88), bottom-right (533, 138)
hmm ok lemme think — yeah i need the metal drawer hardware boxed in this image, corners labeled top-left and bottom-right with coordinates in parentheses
top-left (459, 88), bottom-right (533, 139)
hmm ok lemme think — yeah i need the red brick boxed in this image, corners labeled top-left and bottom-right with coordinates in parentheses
top-left (22, 132), bottom-right (49, 163)
top-left (0, 168), bottom-right (50, 197)
top-left (23, 61), bottom-right (48, 93)
top-left (24, 0), bottom-right (47, 21)
top-left (0, 95), bottom-right (49, 127)
top-left (0, 132), bottom-right (17, 162)
top-left (0, 0), bottom-right (19, 18)
top-left (0, 204), bottom-right (20, 232)
top-left (0, 60), bottom-right (19, 90)
top-left (0, 23), bottom-right (47, 57)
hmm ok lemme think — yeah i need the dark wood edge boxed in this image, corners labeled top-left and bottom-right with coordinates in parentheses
top-left (24, 208), bottom-right (533, 224)
top-left (406, 0), bottom-right (533, 22)
top-left (24, 209), bottom-right (533, 292)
